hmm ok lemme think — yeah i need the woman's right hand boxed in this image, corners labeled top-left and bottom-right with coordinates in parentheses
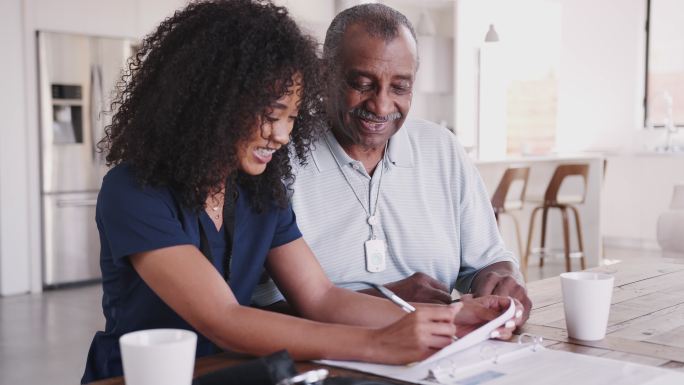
top-left (368, 303), bottom-right (462, 364)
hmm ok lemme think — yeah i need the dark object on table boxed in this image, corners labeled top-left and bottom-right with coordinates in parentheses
top-left (192, 349), bottom-right (396, 385)
top-left (324, 378), bottom-right (396, 385)
top-left (192, 350), bottom-right (297, 385)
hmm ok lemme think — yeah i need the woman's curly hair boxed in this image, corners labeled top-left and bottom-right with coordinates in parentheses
top-left (101, 0), bottom-right (323, 212)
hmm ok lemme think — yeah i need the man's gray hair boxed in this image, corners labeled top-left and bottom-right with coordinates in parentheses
top-left (323, 3), bottom-right (418, 66)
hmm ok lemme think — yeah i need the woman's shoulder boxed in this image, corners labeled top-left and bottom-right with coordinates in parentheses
top-left (102, 163), bottom-right (135, 187)
top-left (100, 164), bottom-right (177, 210)
top-left (101, 164), bottom-right (144, 198)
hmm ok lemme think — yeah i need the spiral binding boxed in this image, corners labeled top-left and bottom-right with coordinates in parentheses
top-left (425, 334), bottom-right (544, 383)
top-left (517, 333), bottom-right (544, 352)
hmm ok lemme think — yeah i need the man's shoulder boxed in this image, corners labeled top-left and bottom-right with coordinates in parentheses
top-left (401, 118), bottom-right (467, 156)
top-left (402, 118), bottom-right (458, 142)
top-left (402, 117), bottom-right (449, 131)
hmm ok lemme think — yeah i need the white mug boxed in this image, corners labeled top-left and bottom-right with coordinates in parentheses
top-left (119, 328), bottom-right (197, 385)
top-left (560, 272), bottom-right (614, 341)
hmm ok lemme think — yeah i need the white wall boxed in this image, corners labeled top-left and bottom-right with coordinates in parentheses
top-left (454, 0), bottom-right (653, 154)
top-left (555, 0), bottom-right (647, 153)
top-left (275, 0), bottom-right (335, 42)
top-left (454, 0), bottom-right (495, 149)
top-left (385, 0), bottom-right (456, 129)
top-left (603, 154), bottom-right (684, 249)
top-left (0, 0), bottom-right (32, 295)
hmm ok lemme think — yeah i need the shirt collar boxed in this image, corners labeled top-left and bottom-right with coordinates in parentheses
top-left (312, 125), bottom-right (415, 172)
top-left (386, 124), bottom-right (414, 168)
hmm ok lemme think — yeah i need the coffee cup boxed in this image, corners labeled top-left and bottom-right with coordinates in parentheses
top-left (560, 272), bottom-right (614, 341)
top-left (119, 328), bottom-right (197, 385)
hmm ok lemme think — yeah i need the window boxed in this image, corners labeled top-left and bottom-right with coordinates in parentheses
top-left (457, 0), bottom-right (562, 159)
top-left (502, 4), bottom-right (561, 156)
top-left (645, 0), bottom-right (684, 128)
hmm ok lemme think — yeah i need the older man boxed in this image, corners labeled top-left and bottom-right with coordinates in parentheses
top-left (254, 4), bottom-right (531, 320)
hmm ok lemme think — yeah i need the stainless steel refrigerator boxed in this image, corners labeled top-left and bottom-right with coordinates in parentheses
top-left (37, 31), bottom-right (134, 286)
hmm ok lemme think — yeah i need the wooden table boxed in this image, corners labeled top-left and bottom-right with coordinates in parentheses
top-left (520, 259), bottom-right (684, 371)
top-left (91, 259), bottom-right (684, 384)
top-left (90, 352), bottom-right (409, 385)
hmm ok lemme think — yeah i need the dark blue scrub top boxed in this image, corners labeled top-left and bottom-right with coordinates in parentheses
top-left (82, 164), bottom-right (301, 383)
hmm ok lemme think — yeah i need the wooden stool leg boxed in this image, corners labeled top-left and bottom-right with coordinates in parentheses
top-left (524, 207), bottom-right (542, 278)
top-left (560, 207), bottom-right (571, 272)
top-left (494, 212), bottom-right (501, 232)
top-left (540, 206), bottom-right (550, 267)
top-left (511, 214), bottom-right (524, 268)
top-left (570, 205), bottom-right (586, 270)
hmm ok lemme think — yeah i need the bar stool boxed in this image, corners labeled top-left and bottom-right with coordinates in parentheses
top-left (491, 166), bottom-right (530, 261)
top-left (524, 164), bottom-right (589, 273)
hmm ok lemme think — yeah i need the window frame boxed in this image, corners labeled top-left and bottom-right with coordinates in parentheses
top-left (644, 0), bottom-right (684, 129)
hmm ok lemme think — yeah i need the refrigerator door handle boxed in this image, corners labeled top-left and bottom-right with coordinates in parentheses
top-left (56, 199), bottom-right (98, 208)
top-left (90, 63), bottom-right (105, 162)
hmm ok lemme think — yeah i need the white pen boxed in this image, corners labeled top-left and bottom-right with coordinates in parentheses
top-left (358, 281), bottom-right (469, 341)
top-left (371, 283), bottom-right (416, 313)
top-left (359, 281), bottom-right (461, 312)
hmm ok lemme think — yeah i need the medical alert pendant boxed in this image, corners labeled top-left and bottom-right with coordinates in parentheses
top-left (364, 239), bottom-right (387, 273)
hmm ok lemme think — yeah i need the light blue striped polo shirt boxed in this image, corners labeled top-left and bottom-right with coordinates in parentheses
top-left (252, 118), bottom-right (517, 306)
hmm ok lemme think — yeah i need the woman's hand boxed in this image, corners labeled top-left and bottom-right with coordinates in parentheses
top-left (369, 304), bottom-right (461, 364)
top-left (452, 295), bottom-right (523, 340)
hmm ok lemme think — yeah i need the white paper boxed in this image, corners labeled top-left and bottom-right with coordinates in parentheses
top-left (322, 339), bottom-right (684, 385)
top-left (426, 345), bottom-right (684, 385)
top-left (418, 298), bottom-right (516, 366)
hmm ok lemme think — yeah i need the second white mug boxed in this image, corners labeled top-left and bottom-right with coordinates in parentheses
top-left (560, 272), bottom-right (614, 341)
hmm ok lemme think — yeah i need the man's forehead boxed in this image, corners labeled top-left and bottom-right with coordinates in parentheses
top-left (341, 23), bottom-right (415, 49)
top-left (339, 23), bottom-right (418, 71)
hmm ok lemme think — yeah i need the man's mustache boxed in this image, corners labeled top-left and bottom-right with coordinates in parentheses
top-left (349, 108), bottom-right (402, 123)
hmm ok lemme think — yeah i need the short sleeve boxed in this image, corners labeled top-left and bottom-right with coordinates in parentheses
top-left (454, 146), bottom-right (518, 292)
top-left (270, 203), bottom-right (302, 249)
top-left (97, 166), bottom-right (193, 265)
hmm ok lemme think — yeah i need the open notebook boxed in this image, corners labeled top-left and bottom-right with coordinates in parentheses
top-left (320, 301), bottom-right (684, 385)
top-left (319, 298), bottom-right (516, 383)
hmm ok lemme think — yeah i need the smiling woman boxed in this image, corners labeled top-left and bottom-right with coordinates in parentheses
top-left (100, 4), bottom-right (321, 213)
top-left (81, 0), bottom-right (330, 381)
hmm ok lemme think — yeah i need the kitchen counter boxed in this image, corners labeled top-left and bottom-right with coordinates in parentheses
top-left (474, 153), bottom-right (602, 165)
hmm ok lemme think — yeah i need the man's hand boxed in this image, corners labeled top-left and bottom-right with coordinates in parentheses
top-left (470, 262), bottom-right (532, 325)
top-left (360, 272), bottom-right (452, 304)
top-left (452, 295), bottom-right (522, 339)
